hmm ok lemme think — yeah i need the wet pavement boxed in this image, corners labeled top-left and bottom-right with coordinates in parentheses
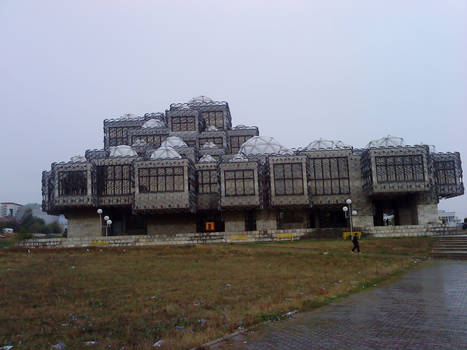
top-left (213, 260), bottom-right (467, 349)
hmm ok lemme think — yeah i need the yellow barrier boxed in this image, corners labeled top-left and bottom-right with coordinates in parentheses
top-left (229, 235), bottom-right (248, 242)
top-left (276, 233), bottom-right (295, 241)
top-left (343, 231), bottom-right (362, 240)
top-left (91, 240), bottom-right (109, 246)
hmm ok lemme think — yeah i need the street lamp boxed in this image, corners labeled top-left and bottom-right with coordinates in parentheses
top-left (106, 219), bottom-right (112, 237)
top-left (97, 209), bottom-right (103, 235)
top-left (342, 199), bottom-right (358, 239)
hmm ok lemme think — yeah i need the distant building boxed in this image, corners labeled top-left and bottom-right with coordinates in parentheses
top-left (0, 202), bottom-right (23, 218)
top-left (16, 205), bottom-right (67, 228)
top-left (438, 210), bottom-right (461, 227)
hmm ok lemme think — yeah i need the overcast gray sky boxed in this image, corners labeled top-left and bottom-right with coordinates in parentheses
top-left (1, 0), bottom-right (466, 217)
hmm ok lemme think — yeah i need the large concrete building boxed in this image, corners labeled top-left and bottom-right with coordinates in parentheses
top-left (41, 96), bottom-right (464, 238)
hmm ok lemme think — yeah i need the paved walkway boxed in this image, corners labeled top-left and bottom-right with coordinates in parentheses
top-left (213, 261), bottom-right (467, 350)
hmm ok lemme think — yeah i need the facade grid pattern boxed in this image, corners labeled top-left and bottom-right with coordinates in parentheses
top-left (224, 170), bottom-right (255, 196)
top-left (201, 111), bottom-right (224, 129)
top-left (58, 171), bottom-right (87, 196)
top-left (108, 127), bottom-right (140, 146)
top-left (230, 135), bottom-right (253, 154)
top-left (171, 116), bottom-right (196, 132)
top-left (138, 167), bottom-right (184, 193)
top-left (97, 165), bottom-right (131, 196)
top-left (273, 163), bottom-right (304, 195)
top-left (197, 170), bottom-right (218, 194)
top-left (435, 160), bottom-right (457, 185)
top-left (309, 157), bottom-right (350, 195)
top-left (376, 155), bottom-right (424, 183)
top-left (131, 135), bottom-right (168, 148)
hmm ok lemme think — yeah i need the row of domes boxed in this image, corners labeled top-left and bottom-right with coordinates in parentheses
top-left (72, 135), bottom-right (415, 163)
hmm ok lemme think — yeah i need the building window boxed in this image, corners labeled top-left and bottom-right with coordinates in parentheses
top-left (309, 157), bottom-right (350, 195)
top-left (171, 116), bottom-right (196, 132)
top-left (202, 111), bottom-right (224, 129)
top-left (435, 161), bottom-right (456, 185)
top-left (273, 163), bottom-right (304, 195)
top-left (97, 165), bottom-right (131, 196)
top-left (131, 134), bottom-right (168, 148)
top-left (138, 167), bottom-right (184, 193)
top-left (224, 170), bottom-right (255, 196)
top-left (58, 171), bottom-right (87, 196)
top-left (375, 155), bottom-right (424, 183)
top-left (198, 170), bottom-right (218, 194)
top-left (108, 127), bottom-right (139, 146)
top-left (230, 135), bottom-right (253, 154)
top-left (199, 137), bottom-right (223, 148)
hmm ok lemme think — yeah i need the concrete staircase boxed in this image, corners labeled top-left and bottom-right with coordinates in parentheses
top-left (431, 234), bottom-right (467, 260)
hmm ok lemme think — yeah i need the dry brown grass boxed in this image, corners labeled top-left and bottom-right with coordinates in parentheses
top-left (0, 237), bottom-right (432, 349)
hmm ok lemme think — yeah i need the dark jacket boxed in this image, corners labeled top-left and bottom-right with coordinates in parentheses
top-left (352, 235), bottom-right (359, 245)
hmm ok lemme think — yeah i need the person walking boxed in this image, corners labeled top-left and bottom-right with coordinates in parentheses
top-left (351, 234), bottom-right (360, 254)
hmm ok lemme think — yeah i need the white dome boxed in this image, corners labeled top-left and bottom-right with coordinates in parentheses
top-left (230, 153), bottom-right (249, 162)
top-left (142, 119), bottom-right (165, 128)
top-left (161, 136), bottom-right (188, 148)
top-left (199, 154), bottom-right (217, 163)
top-left (306, 138), bottom-right (351, 150)
top-left (150, 146), bottom-right (182, 160)
top-left (109, 145), bottom-right (138, 157)
top-left (207, 125), bottom-right (218, 131)
top-left (239, 136), bottom-right (291, 155)
top-left (70, 156), bottom-right (86, 162)
top-left (188, 95), bottom-right (213, 104)
top-left (201, 141), bottom-right (218, 149)
top-left (366, 135), bottom-right (405, 148)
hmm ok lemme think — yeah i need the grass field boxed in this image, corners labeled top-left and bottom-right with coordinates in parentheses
top-left (0, 237), bottom-right (432, 349)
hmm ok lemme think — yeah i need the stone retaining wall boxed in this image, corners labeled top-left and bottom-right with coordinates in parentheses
top-left (17, 224), bottom-right (456, 249)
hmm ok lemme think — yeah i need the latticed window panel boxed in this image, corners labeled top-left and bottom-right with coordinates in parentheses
top-left (171, 116), bottom-right (196, 132)
top-left (273, 163), bottom-right (304, 195)
top-left (309, 157), bottom-right (350, 195)
top-left (202, 111), bottom-right (224, 129)
top-left (199, 137), bottom-right (223, 148)
top-left (130, 134), bottom-right (168, 148)
top-left (138, 167), bottom-right (184, 193)
top-left (58, 171), bottom-right (87, 196)
top-left (230, 135), bottom-right (253, 154)
top-left (375, 155), bottom-right (424, 183)
top-left (224, 170), bottom-right (255, 196)
top-left (97, 165), bottom-right (131, 196)
top-left (108, 127), bottom-right (140, 146)
top-left (435, 161), bottom-right (457, 185)
top-left (197, 170), bottom-right (218, 194)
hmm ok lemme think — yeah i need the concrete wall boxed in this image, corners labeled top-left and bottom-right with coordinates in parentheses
top-left (147, 214), bottom-right (197, 234)
top-left (257, 209), bottom-right (277, 231)
top-left (416, 204), bottom-right (439, 225)
top-left (224, 211), bottom-right (246, 232)
top-left (67, 210), bottom-right (101, 238)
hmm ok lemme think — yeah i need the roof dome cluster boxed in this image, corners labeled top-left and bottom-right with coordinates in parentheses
top-left (366, 135), bottom-right (405, 148)
top-left (239, 136), bottom-right (291, 156)
top-left (161, 136), bottom-right (188, 148)
top-left (150, 146), bottom-right (182, 160)
top-left (109, 145), bottom-right (138, 157)
top-left (142, 119), bottom-right (165, 129)
top-left (188, 96), bottom-right (213, 104)
top-left (306, 138), bottom-right (351, 150)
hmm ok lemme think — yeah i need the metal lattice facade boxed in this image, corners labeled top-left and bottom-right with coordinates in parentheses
top-left (42, 96), bottom-right (464, 236)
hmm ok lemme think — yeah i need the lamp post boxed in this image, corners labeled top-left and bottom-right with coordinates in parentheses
top-left (97, 209), bottom-right (103, 235)
top-left (106, 219), bottom-right (112, 237)
top-left (342, 199), bottom-right (358, 239)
